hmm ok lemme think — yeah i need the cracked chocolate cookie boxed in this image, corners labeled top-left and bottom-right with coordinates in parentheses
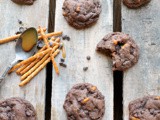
top-left (63, 83), bottom-right (105, 120)
top-left (0, 97), bottom-right (37, 120)
top-left (62, 0), bottom-right (102, 29)
top-left (129, 96), bottom-right (160, 120)
top-left (96, 32), bottom-right (139, 71)
top-left (123, 0), bottom-right (151, 9)
top-left (11, 0), bottom-right (35, 5)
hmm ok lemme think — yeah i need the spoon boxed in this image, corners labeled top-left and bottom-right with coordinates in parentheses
top-left (0, 27), bottom-right (38, 84)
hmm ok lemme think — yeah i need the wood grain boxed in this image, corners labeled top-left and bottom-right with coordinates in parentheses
top-left (51, 0), bottom-right (113, 120)
top-left (0, 1), bottom-right (49, 120)
top-left (122, 1), bottom-right (160, 119)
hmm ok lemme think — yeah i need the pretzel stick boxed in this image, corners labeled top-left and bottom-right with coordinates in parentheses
top-left (9, 48), bottom-right (51, 73)
top-left (16, 63), bottom-right (30, 75)
top-left (19, 59), bottom-right (40, 75)
top-left (38, 31), bottom-right (62, 40)
top-left (39, 27), bottom-right (50, 48)
top-left (21, 53), bottom-right (50, 80)
top-left (19, 49), bottom-right (60, 86)
top-left (19, 58), bottom-right (51, 87)
top-left (0, 28), bottom-right (46, 44)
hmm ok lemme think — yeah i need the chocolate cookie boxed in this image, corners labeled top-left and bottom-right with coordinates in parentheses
top-left (123, 0), bottom-right (151, 9)
top-left (11, 0), bottom-right (35, 5)
top-left (129, 96), bottom-right (160, 120)
top-left (96, 32), bottom-right (139, 71)
top-left (0, 97), bottom-right (37, 120)
top-left (63, 83), bottom-right (105, 120)
top-left (62, 0), bottom-right (102, 29)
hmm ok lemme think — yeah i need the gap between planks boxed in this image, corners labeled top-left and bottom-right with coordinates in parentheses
top-left (113, 0), bottom-right (123, 120)
top-left (45, 0), bottom-right (56, 120)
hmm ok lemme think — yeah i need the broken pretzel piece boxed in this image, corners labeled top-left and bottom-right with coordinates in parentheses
top-left (131, 116), bottom-right (140, 120)
top-left (82, 98), bottom-right (90, 104)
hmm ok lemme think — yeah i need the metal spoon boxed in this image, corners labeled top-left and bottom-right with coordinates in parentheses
top-left (0, 27), bottom-right (38, 84)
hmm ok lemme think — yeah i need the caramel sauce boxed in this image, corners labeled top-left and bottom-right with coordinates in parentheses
top-left (21, 30), bottom-right (37, 52)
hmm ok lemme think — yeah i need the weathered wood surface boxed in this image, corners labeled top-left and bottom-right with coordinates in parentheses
top-left (51, 0), bottom-right (113, 120)
top-left (122, 1), bottom-right (160, 119)
top-left (0, 1), bottom-right (49, 120)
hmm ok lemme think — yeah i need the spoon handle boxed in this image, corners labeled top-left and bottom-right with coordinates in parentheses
top-left (0, 59), bottom-right (18, 84)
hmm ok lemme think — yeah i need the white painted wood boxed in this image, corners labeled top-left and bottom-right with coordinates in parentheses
top-left (52, 0), bottom-right (113, 120)
top-left (122, 1), bottom-right (160, 119)
top-left (0, 1), bottom-right (49, 120)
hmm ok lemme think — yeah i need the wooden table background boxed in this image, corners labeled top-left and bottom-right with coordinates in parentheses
top-left (0, 0), bottom-right (159, 120)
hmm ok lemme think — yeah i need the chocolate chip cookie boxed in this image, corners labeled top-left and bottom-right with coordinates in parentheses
top-left (123, 0), bottom-right (151, 9)
top-left (11, 0), bottom-right (35, 5)
top-left (129, 96), bottom-right (160, 120)
top-left (96, 32), bottom-right (139, 71)
top-left (62, 0), bottom-right (102, 29)
top-left (0, 97), bottom-right (37, 120)
top-left (63, 83), bottom-right (105, 120)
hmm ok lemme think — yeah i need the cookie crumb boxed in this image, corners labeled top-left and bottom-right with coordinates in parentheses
top-left (83, 67), bottom-right (88, 71)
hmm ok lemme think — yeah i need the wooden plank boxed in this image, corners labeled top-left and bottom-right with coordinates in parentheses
top-left (0, 1), bottom-right (49, 120)
top-left (51, 0), bottom-right (113, 120)
top-left (122, 1), bottom-right (160, 119)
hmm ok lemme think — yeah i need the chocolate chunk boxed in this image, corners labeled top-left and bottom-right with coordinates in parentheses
top-left (96, 32), bottom-right (139, 71)
top-left (62, 0), bottom-right (102, 29)
top-left (129, 96), bottom-right (160, 120)
top-left (63, 83), bottom-right (105, 120)
top-left (0, 97), bottom-right (37, 120)
top-left (86, 56), bottom-right (91, 60)
top-left (123, 0), bottom-right (151, 9)
top-left (11, 0), bottom-right (35, 5)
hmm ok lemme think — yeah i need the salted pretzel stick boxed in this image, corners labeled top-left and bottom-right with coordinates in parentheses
top-left (16, 63), bottom-right (30, 75)
top-left (9, 48), bottom-right (51, 73)
top-left (0, 28), bottom-right (46, 44)
top-left (39, 26), bottom-right (50, 48)
top-left (19, 58), bottom-right (51, 86)
top-left (19, 49), bottom-right (60, 86)
top-left (19, 59), bottom-right (40, 75)
top-left (21, 53), bottom-right (50, 80)
top-left (38, 31), bottom-right (62, 40)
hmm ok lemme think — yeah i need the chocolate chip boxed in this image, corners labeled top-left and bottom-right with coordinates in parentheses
top-left (151, 42), bottom-right (156, 45)
top-left (62, 35), bottom-right (70, 41)
top-left (86, 56), bottom-right (91, 60)
top-left (83, 67), bottom-right (88, 71)
top-left (61, 58), bottom-right (65, 63)
top-left (59, 63), bottom-right (67, 68)
top-left (18, 20), bottom-right (22, 24)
